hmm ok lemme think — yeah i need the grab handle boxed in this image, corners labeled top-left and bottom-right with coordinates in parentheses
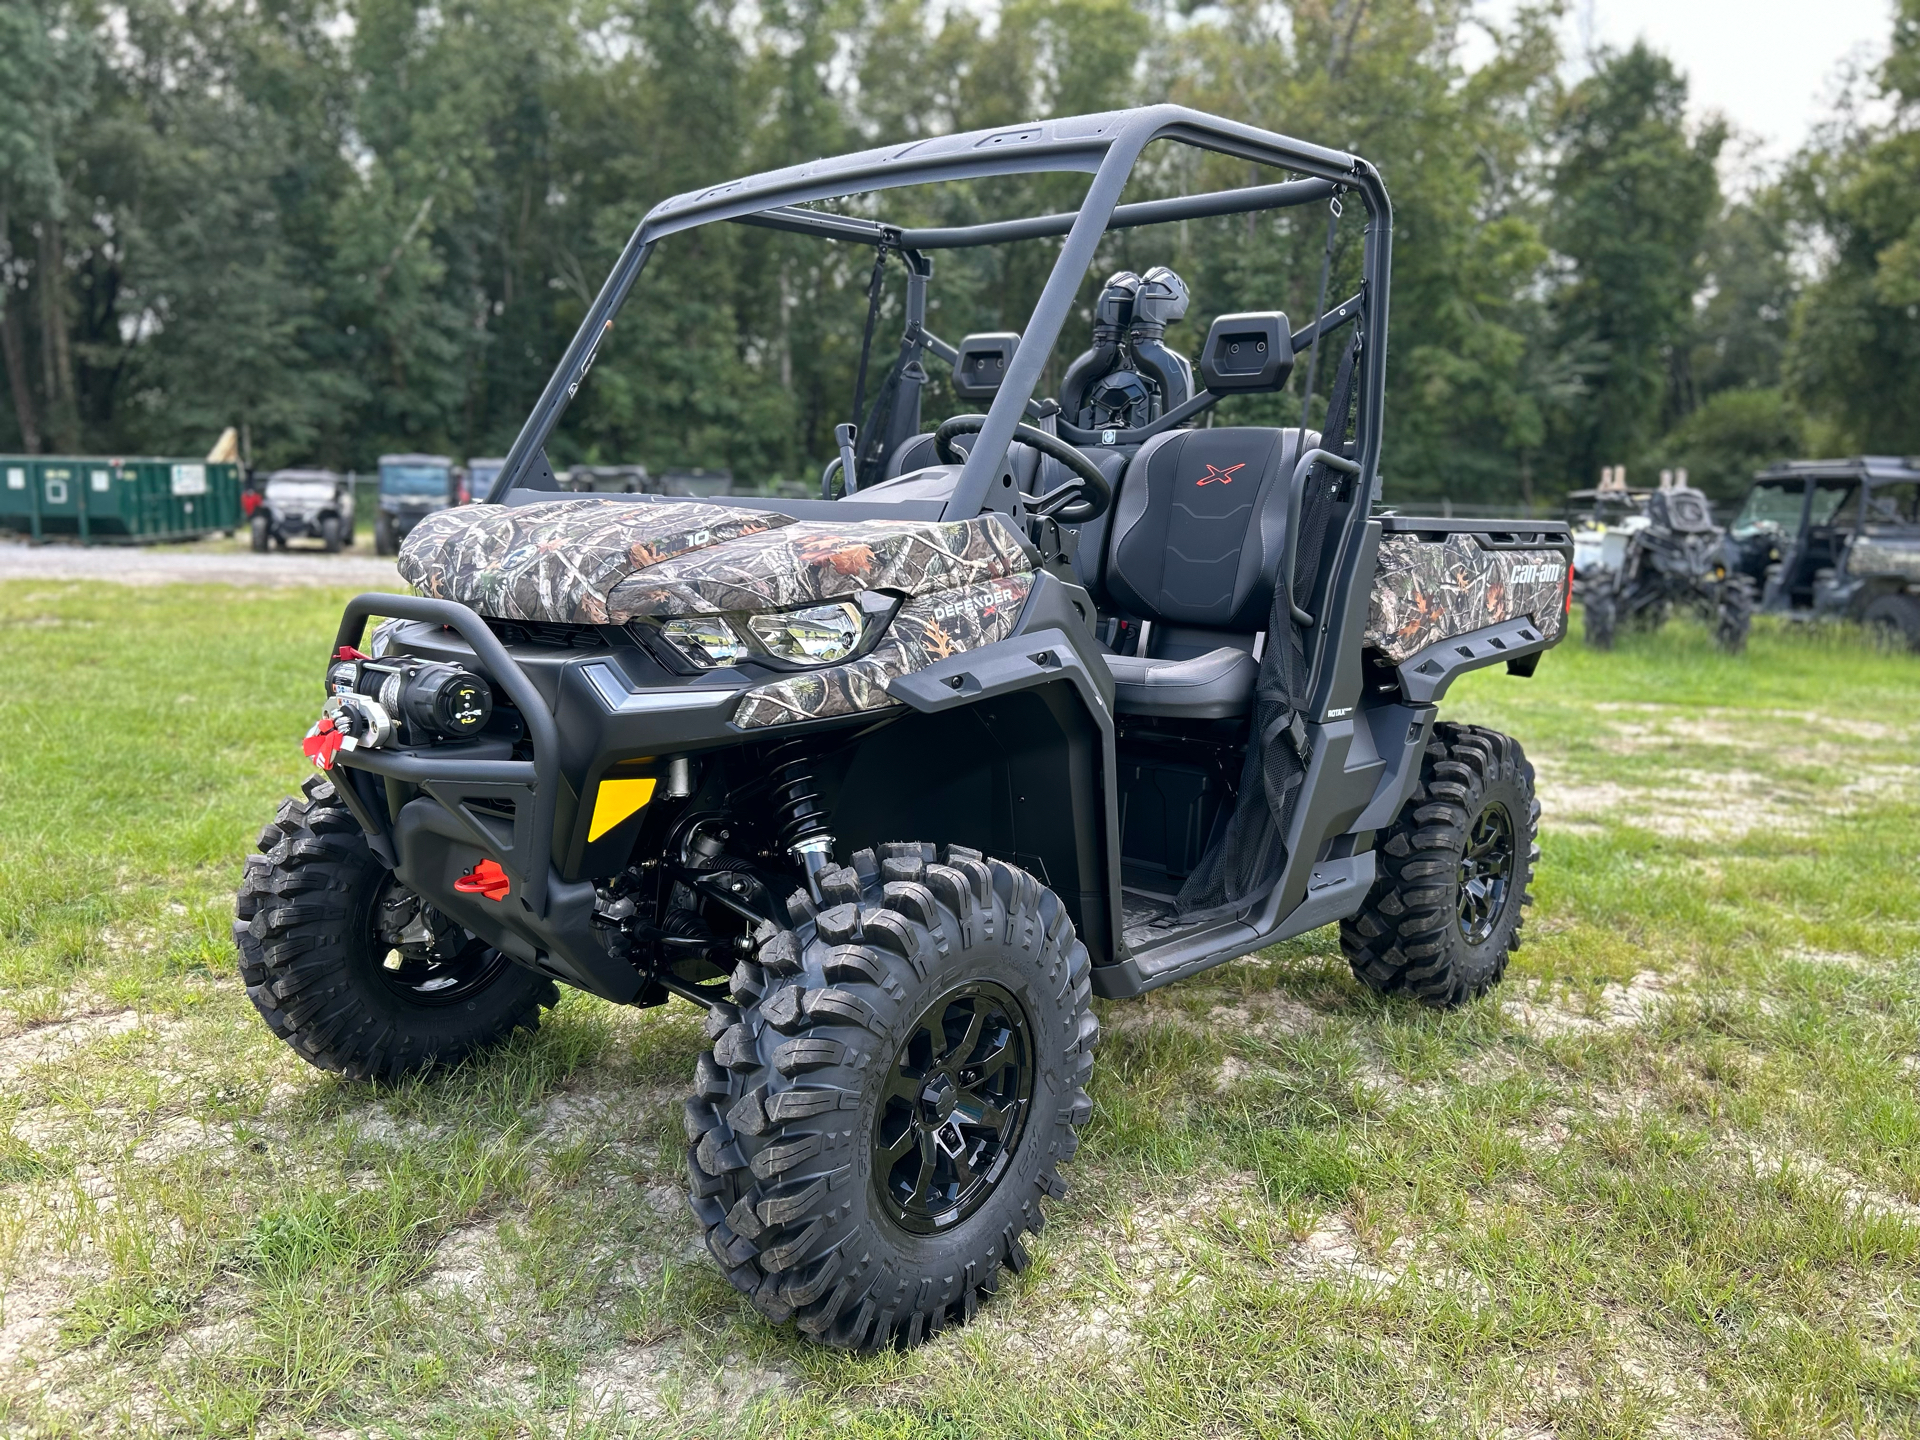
top-left (1280, 447), bottom-right (1363, 628)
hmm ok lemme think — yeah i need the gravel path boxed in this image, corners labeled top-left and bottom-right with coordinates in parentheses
top-left (0, 542), bottom-right (404, 589)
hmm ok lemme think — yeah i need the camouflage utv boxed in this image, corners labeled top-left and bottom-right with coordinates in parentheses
top-left (235, 106), bottom-right (1572, 1352)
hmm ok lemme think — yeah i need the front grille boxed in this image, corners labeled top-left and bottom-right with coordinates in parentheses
top-left (482, 618), bottom-right (607, 650)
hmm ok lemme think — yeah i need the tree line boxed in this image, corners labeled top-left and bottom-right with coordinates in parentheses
top-left (1, 0), bottom-right (1916, 505)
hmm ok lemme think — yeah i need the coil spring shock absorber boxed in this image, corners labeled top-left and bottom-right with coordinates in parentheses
top-left (766, 737), bottom-right (835, 898)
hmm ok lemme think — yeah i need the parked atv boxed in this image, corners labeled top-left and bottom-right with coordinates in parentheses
top-left (1578, 480), bottom-right (1752, 651)
top-left (373, 452), bottom-right (458, 555)
top-left (1724, 457), bottom-right (1920, 651)
top-left (251, 468), bottom-right (355, 553)
top-left (235, 106), bottom-right (1571, 1352)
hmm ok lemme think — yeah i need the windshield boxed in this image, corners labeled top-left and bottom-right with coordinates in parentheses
top-left (381, 464), bottom-right (448, 497)
top-left (1863, 481), bottom-right (1920, 527)
top-left (1732, 481), bottom-right (1803, 536)
top-left (468, 462), bottom-right (503, 494)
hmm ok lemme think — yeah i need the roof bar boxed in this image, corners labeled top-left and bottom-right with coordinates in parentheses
top-left (734, 176), bottom-right (1341, 252)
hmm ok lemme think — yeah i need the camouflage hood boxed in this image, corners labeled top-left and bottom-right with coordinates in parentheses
top-left (398, 497), bottom-right (1037, 624)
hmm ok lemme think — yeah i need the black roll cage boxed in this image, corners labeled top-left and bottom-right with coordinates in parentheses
top-left (483, 104), bottom-right (1392, 520)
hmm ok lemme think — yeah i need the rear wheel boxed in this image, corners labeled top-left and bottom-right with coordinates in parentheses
top-left (1341, 723), bottom-right (1538, 1008)
top-left (1863, 593), bottom-right (1920, 653)
top-left (684, 843), bottom-right (1096, 1351)
top-left (233, 773), bottom-right (556, 1080)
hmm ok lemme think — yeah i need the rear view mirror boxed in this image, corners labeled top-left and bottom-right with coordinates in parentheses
top-left (1199, 312), bottom-right (1293, 394)
top-left (952, 332), bottom-right (1021, 402)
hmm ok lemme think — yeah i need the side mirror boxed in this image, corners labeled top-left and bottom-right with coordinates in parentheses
top-left (952, 332), bottom-right (1021, 402)
top-left (1198, 312), bottom-right (1293, 394)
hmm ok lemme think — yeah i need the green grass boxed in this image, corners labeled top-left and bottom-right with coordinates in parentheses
top-left (1, 582), bottom-right (1918, 1437)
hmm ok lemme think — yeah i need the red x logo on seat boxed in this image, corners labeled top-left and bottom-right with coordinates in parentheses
top-left (1196, 462), bottom-right (1245, 486)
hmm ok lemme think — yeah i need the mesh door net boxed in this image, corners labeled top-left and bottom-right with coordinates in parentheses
top-left (1173, 335), bottom-right (1361, 926)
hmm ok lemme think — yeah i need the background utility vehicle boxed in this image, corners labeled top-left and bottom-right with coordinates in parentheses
top-left (373, 452), bottom-right (459, 555)
top-left (1723, 457), bottom-right (1920, 650)
top-left (1573, 475), bottom-right (1752, 652)
top-left (251, 467), bottom-right (355, 553)
top-left (235, 106), bottom-right (1572, 1352)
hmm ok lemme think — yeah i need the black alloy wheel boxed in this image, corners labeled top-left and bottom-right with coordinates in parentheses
top-left (1457, 802), bottom-right (1515, 946)
top-left (874, 980), bottom-right (1034, 1235)
top-left (234, 773), bottom-right (556, 1080)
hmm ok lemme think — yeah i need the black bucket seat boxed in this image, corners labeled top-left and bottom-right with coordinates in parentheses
top-left (1098, 426), bottom-right (1316, 719)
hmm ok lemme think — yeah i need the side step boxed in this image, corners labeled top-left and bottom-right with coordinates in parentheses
top-left (1089, 852), bottom-right (1375, 999)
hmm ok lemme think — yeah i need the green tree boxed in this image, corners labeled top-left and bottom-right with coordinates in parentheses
top-left (1547, 43), bottom-right (1723, 486)
top-left (1783, 0), bottom-right (1920, 453)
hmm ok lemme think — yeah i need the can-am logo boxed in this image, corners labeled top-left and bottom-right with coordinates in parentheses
top-left (1195, 462), bottom-right (1245, 486)
top-left (1508, 561), bottom-right (1565, 584)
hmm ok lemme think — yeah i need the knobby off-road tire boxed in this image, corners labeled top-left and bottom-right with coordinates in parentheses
top-left (250, 513), bottom-right (271, 552)
top-left (684, 842), bottom-right (1097, 1351)
top-left (233, 773), bottom-right (556, 1080)
top-left (321, 515), bottom-right (343, 553)
top-left (1341, 722), bottom-right (1539, 1008)
top-left (1864, 593), bottom-right (1920, 653)
top-left (374, 514), bottom-right (397, 556)
top-left (1582, 576), bottom-right (1619, 650)
top-left (1714, 574), bottom-right (1755, 653)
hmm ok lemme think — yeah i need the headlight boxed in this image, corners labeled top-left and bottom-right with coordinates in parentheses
top-left (660, 616), bottom-right (752, 667)
top-left (652, 596), bottom-right (891, 670)
top-left (746, 602), bottom-right (862, 663)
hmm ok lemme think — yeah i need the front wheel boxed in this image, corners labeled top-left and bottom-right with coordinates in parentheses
top-left (233, 773), bottom-right (557, 1080)
top-left (1582, 575), bottom-right (1618, 650)
top-left (684, 843), bottom-right (1097, 1350)
top-left (321, 515), bottom-right (343, 553)
top-left (1715, 575), bottom-right (1755, 653)
top-left (250, 514), bottom-right (270, 553)
top-left (374, 514), bottom-right (397, 556)
top-left (1341, 722), bottom-right (1539, 1008)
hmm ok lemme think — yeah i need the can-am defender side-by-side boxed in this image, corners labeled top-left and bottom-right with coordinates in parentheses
top-left (235, 107), bottom-right (1572, 1351)
top-left (1723, 456), bottom-right (1920, 650)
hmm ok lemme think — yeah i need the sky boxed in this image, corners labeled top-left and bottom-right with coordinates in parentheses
top-left (1474, 0), bottom-right (1897, 160)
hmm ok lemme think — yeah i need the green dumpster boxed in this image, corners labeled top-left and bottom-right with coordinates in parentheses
top-left (0, 455), bottom-right (242, 543)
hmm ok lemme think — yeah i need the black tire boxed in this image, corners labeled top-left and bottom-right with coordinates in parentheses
top-left (232, 773), bottom-right (557, 1080)
top-left (1714, 574), bottom-right (1755, 653)
top-left (250, 513), bottom-right (270, 553)
top-left (1863, 593), bottom-right (1920, 653)
top-left (374, 515), bottom-right (396, 556)
top-left (1341, 722), bottom-right (1539, 1008)
top-left (1582, 575), bottom-right (1618, 650)
top-left (684, 843), bottom-right (1096, 1351)
top-left (321, 515), bottom-right (343, 553)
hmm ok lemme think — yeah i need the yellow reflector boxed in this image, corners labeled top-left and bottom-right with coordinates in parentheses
top-left (588, 777), bottom-right (657, 841)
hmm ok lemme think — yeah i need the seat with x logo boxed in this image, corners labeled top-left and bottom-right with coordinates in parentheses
top-left (1096, 426), bottom-right (1317, 719)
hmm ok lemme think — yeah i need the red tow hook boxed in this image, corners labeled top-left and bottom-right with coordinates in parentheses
top-left (454, 859), bottom-right (512, 902)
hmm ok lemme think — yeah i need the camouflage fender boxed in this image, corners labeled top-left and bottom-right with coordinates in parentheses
top-left (397, 499), bottom-right (795, 623)
top-left (1366, 533), bottom-right (1568, 663)
top-left (731, 574), bottom-right (1034, 728)
top-left (605, 515), bottom-right (1036, 619)
top-left (1847, 536), bottom-right (1920, 584)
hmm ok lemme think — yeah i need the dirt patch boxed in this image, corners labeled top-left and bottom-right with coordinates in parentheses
top-left (1505, 972), bottom-right (1670, 1038)
top-left (574, 1342), bottom-right (792, 1423)
top-left (0, 1011), bottom-right (143, 1084)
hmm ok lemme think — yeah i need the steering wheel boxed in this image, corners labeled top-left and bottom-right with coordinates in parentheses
top-left (934, 414), bottom-right (1113, 524)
